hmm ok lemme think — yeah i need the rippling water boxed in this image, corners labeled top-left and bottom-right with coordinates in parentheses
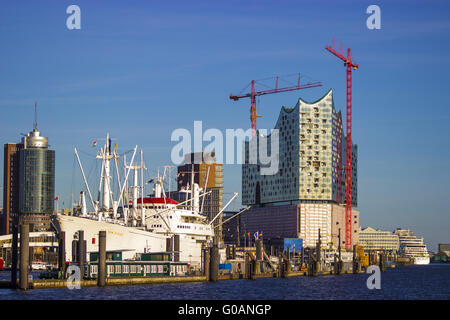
top-left (0, 264), bottom-right (449, 300)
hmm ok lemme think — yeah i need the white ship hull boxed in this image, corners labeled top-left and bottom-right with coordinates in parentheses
top-left (55, 214), bottom-right (167, 262)
top-left (54, 214), bottom-right (208, 268)
top-left (414, 256), bottom-right (430, 265)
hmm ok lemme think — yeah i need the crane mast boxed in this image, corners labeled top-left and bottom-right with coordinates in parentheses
top-left (325, 38), bottom-right (359, 250)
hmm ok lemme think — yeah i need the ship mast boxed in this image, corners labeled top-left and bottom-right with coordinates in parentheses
top-left (125, 149), bottom-right (146, 226)
top-left (96, 133), bottom-right (118, 213)
top-left (75, 147), bottom-right (98, 214)
top-left (75, 134), bottom-right (137, 222)
top-left (200, 166), bottom-right (210, 214)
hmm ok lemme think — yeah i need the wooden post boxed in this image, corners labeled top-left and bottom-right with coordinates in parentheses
top-left (301, 247), bottom-right (304, 267)
top-left (316, 229), bottom-right (322, 273)
top-left (307, 257), bottom-right (312, 276)
top-left (166, 237), bottom-right (172, 261)
top-left (338, 228), bottom-right (342, 274)
top-left (11, 223), bottom-right (18, 289)
top-left (98, 231), bottom-right (106, 287)
top-left (256, 238), bottom-right (263, 261)
top-left (174, 235), bottom-right (180, 262)
top-left (166, 238), bottom-right (171, 251)
top-left (353, 245), bottom-right (359, 274)
top-left (19, 224), bottom-right (30, 290)
top-left (72, 239), bottom-right (78, 262)
top-left (78, 231), bottom-right (85, 279)
top-left (378, 253), bottom-right (382, 270)
top-left (58, 231), bottom-right (66, 278)
top-left (29, 246), bottom-right (34, 272)
top-left (334, 254), bottom-right (338, 275)
top-left (379, 253), bottom-right (384, 272)
top-left (209, 244), bottom-right (219, 282)
top-left (308, 250), bottom-right (316, 276)
top-left (277, 254), bottom-right (281, 278)
top-left (203, 248), bottom-right (210, 279)
top-left (285, 256), bottom-right (290, 277)
top-left (255, 238), bottom-right (262, 275)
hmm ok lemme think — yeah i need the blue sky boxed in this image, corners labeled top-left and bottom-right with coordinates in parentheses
top-left (1, 0), bottom-right (449, 250)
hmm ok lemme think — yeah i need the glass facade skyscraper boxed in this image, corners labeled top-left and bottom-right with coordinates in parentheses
top-left (18, 128), bottom-right (55, 231)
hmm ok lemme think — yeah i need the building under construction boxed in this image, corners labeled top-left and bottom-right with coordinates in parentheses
top-left (240, 89), bottom-right (359, 249)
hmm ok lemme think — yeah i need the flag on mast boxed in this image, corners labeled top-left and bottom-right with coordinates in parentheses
top-left (92, 140), bottom-right (98, 147)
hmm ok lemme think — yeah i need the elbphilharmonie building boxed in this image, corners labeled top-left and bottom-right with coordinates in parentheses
top-left (240, 89), bottom-right (359, 248)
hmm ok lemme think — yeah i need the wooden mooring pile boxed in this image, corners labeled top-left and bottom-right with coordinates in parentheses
top-left (0, 225), bottom-right (392, 290)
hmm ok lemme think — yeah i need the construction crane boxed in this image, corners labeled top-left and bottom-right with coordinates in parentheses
top-left (325, 38), bottom-right (359, 250)
top-left (229, 73), bottom-right (322, 136)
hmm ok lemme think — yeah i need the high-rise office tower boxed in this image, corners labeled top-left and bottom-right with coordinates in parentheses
top-left (2, 105), bottom-right (55, 234)
top-left (18, 125), bottom-right (55, 232)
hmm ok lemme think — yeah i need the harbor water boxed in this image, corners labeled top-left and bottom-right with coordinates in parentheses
top-left (0, 264), bottom-right (449, 300)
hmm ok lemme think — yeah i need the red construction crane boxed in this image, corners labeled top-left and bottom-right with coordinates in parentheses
top-left (230, 73), bottom-right (322, 136)
top-left (325, 38), bottom-right (359, 250)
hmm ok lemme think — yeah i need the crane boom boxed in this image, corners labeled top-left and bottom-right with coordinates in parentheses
top-left (230, 73), bottom-right (322, 136)
top-left (325, 38), bottom-right (358, 250)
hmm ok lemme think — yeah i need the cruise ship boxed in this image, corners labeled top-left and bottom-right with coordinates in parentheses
top-left (53, 134), bottom-right (236, 269)
top-left (394, 228), bottom-right (430, 265)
